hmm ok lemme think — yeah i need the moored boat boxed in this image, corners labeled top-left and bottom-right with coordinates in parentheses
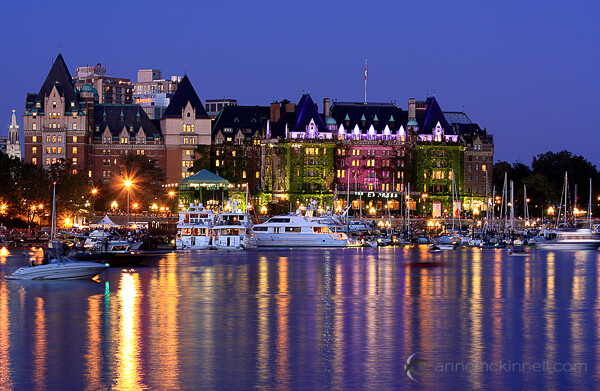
top-left (253, 214), bottom-right (348, 247)
top-left (176, 203), bottom-right (216, 250)
top-left (7, 257), bottom-right (108, 280)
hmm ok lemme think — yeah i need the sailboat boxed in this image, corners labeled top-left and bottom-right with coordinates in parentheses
top-left (8, 182), bottom-right (108, 280)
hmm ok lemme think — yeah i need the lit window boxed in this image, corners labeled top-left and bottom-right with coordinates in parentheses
top-left (73, 158), bottom-right (78, 165)
top-left (232, 151), bottom-right (236, 157)
top-left (32, 157), bottom-right (37, 164)
top-left (32, 147), bottom-right (37, 154)
top-left (243, 171), bottom-right (247, 179)
top-left (256, 172), bottom-right (259, 179)
top-left (88, 170), bottom-right (92, 178)
top-left (46, 158), bottom-right (50, 165)
top-left (32, 136), bottom-right (37, 142)
top-left (52, 101), bottom-right (56, 109)
top-left (32, 123), bottom-right (37, 130)
top-left (215, 160), bottom-right (220, 167)
top-left (72, 123), bottom-right (77, 130)
top-left (73, 147), bottom-right (77, 154)
top-left (73, 136), bottom-right (78, 143)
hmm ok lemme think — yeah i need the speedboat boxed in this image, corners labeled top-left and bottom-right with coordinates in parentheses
top-left (211, 212), bottom-right (257, 250)
top-left (176, 202), bottom-right (216, 250)
top-left (7, 257), bottom-right (108, 280)
top-left (508, 246), bottom-right (530, 256)
top-left (253, 214), bottom-right (349, 247)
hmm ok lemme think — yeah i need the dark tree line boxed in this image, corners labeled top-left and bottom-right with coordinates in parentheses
top-left (493, 150), bottom-right (600, 217)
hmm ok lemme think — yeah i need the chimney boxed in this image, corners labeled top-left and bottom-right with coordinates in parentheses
top-left (408, 98), bottom-right (416, 121)
top-left (284, 103), bottom-right (295, 113)
top-left (323, 98), bottom-right (330, 118)
top-left (270, 102), bottom-right (280, 123)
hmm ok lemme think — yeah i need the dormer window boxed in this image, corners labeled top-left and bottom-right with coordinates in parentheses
top-left (52, 101), bottom-right (57, 109)
top-left (187, 112), bottom-right (190, 117)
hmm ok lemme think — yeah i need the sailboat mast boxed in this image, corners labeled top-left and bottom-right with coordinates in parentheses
top-left (51, 182), bottom-right (56, 240)
top-left (510, 180), bottom-right (514, 234)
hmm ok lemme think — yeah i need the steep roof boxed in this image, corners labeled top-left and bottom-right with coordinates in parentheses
top-left (444, 111), bottom-right (472, 125)
top-left (271, 94), bottom-right (327, 138)
top-left (212, 105), bottom-right (270, 139)
top-left (162, 75), bottom-right (209, 119)
top-left (25, 54), bottom-right (83, 114)
top-left (419, 97), bottom-right (455, 135)
top-left (330, 102), bottom-right (407, 133)
top-left (93, 104), bottom-right (162, 140)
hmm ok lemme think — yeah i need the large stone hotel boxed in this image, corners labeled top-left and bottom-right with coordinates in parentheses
top-left (21, 55), bottom-right (493, 215)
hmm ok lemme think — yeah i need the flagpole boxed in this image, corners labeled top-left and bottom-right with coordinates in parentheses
top-left (364, 59), bottom-right (367, 104)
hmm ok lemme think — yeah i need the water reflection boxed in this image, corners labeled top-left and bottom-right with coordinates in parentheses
top-left (33, 297), bottom-right (46, 391)
top-left (0, 277), bottom-right (11, 389)
top-left (0, 247), bottom-right (598, 389)
top-left (114, 273), bottom-right (145, 390)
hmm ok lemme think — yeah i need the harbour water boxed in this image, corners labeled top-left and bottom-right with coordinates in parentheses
top-left (0, 246), bottom-right (598, 390)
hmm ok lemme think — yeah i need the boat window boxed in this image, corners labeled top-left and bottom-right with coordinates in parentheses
top-left (268, 218), bottom-right (290, 223)
top-left (312, 227), bottom-right (330, 234)
top-left (254, 227), bottom-right (268, 232)
top-left (285, 227), bottom-right (302, 233)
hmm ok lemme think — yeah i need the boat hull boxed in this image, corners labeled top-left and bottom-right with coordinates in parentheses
top-left (7, 261), bottom-right (108, 280)
top-left (255, 233), bottom-right (348, 247)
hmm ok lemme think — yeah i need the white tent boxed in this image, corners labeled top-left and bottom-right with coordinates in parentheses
top-left (91, 215), bottom-right (119, 228)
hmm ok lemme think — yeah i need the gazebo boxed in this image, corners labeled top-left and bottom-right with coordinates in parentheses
top-left (178, 170), bottom-right (230, 208)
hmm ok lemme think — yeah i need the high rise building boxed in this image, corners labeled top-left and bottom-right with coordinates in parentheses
top-left (73, 63), bottom-right (133, 104)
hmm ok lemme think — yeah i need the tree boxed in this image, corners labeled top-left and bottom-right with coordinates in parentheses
top-left (117, 154), bottom-right (166, 208)
top-left (531, 150), bottom-right (600, 207)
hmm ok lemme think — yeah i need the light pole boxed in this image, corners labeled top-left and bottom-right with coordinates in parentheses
top-left (125, 179), bottom-right (132, 225)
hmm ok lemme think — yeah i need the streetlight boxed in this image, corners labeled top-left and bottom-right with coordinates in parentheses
top-left (124, 179), bottom-right (132, 225)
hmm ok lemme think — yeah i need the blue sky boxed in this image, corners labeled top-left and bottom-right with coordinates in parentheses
top-left (2, 1), bottom-right (599, 166)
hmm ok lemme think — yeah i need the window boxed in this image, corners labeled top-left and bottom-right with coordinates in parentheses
top-left (52, 101), bottom-right (56, 109)
top-left (215, 160), bottom-right (220, 167)
top-left (46, 158), bottom-right (50, 165)
top-left (243, 171), bottom-right (247, 179)
top-left (256, 171), bottom-right (259, 179)
top-left (88, 171), bottom-right (92, 178)
top-left (73, 158), bottom-right (78, 165)
top-left (46, 135), bottom-right (51, 142)
top-left (73, 147), bottom-right (78, 154)
top-left (32, 158), bottom-right (37, 165)
top-left (72, 123), bottom-right (77, 130)
top-left (32, 136), bottom-right (37, 142)
top-left (46, 147), bottom-right (51, 153)
top-left (73, 136), bottom-right (78, 143)
top-left (482, 165), bottom-right (486, 172)
top-left (57, 147), bottom-right (62, 154)
top-left (32, 147), bottom-right (37, 154)
top-left (32, 123), bottom-right (37, 130)
top-left (232, 151), bottom-right (236, 157)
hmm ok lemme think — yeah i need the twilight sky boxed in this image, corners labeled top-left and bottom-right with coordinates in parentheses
top-left (1, 1), bottom-right (598, 166)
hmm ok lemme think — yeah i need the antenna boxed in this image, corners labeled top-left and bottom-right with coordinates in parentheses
top-left (58, 44), bottom-right (62, 54)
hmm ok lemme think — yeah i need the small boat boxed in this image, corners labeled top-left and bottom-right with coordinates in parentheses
top-left (7, 257), bottom-right (108, 280)
top-left (508, 246), bottom-right (530, 256)
top-left (429, 244), bottom-right (443, 253)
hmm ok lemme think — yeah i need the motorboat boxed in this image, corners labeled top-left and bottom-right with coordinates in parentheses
top-left (176, 202), bottom-right (216, 250)
top-left (7, 257), bottom-right (108, 280)
top-left (83, 230), bottom-right (143, 251)
top-left (346, 220), bottom-right (371, 234)
top-left (211, 212), bottom-right (257, 250)
top-left (508, 246), bottom-right (530, 256)
top-left (538, 228), bottom-right (600, 250)
top-left (253, 214), bottom-right (349, 247)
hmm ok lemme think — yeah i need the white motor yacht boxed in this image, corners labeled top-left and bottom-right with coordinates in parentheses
top-left (212, 212), bottom-right (257, 250)
top-left (176, 203), bottom-right (216, 250)
top-left (253, 215), bottom-right (349, 247)
top-left (538, 228), bottom-right (600, 250)
top-left (7, 257), bottom-right (108, 280)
